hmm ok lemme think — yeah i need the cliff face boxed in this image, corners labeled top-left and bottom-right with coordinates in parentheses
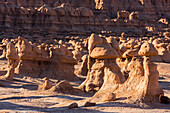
top-left (3, 0), bottom-right (169, 18)
top-left (95, 0), bottom-right (169, 19)
top-left (0, 0), bottom-right (169, 40)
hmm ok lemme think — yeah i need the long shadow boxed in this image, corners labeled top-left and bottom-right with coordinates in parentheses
top-left (159, 80), bottom-right (170, 90)
top-left (0, 95), bottom-right (85, 101)
top-left (0, 102), bottom-right (52, 112)
top-left (0, 77), bottom-right (39, 90)
top-left (159, 77), bottom-right (165, 80)
top-left (92, 101), bottom-right (170, 110)
top-left (13, 78), bottom-right (33, 84)
top-left (0, 76), bottom-right (34, 85)
top-left (2, 85), bottom-right (23, 89)
top-left (0, 101), bottom-right (169, 112)
top-left (0, 102), bottom-right (115, 113)
top-left (0, 81), bottom-right (38, 90)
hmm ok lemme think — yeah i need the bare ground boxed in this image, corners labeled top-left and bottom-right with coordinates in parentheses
top-left (0, 60), bottom-right (169, 113)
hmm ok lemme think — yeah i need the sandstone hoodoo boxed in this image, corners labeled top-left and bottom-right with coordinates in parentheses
top-left (152, 38), bottom-right (170, 63)
top-left (0, 41), bottom-right (19, 80)
top-left (1, 36), bottom-right (79, 81)
top-left (89, 41), bottom-right (164, 103)
top-left (0, 0), bottom-right (169, 112)
top-left (77, 33), bottom-right (166, 104)
top-left (79, 33), bottom-right (126, 93)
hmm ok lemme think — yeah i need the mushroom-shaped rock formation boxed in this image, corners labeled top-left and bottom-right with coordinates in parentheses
top-left (138, 42), bottom-right (158, 56)
top-left (0, 42), bottom-right (19, 80)
top-left (11, 37), bottom-right (79, 81)
top-left (79, 34), bottom-right (125, 93)
top-left (117, 48), bottom-right (140, 80)
top-left (88, 33), bottom-right (103, 54)
top-left (17, 36), bottom-right (46, 61)
top-left (89, 42), bottom-right (164, 103)
top-left (90, 44), bottom-right (120, 59)
top-left (152, 39), bottom-right (170, 63)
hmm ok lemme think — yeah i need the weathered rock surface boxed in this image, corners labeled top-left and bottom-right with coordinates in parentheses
top-left (1, 37), bottom-right (79, 81)
top-left (38, 80), bottom-right (53, 90)
top-left (50, 80), bottom-right (74, 93)
top-left (79, 34), bottom-right (125, 93)
top-left (76, 54), bottom-right (88, 76)
top-left (0, 0), bottom-right (168, 40)
top-left (80, 35), bottom-right (164, 104)
top-left (0, 41), bottom-right (19, 80)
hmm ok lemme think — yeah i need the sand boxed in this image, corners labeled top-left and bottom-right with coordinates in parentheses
top-left (0, 60), bottom-right (169, 113)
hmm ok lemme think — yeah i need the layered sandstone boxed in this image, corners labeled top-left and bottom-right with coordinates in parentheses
top-left (0, 0), bottom-right (168, 40)
top-left (78, 34), bottom-right (164, 104)
top-left (90, 42), bottom-right (164, 103)
top-left (1, 36), bottom-right (78, 81)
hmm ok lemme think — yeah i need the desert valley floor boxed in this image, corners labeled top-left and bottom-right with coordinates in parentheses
top-left (0, 60), bottom-right (169, 113)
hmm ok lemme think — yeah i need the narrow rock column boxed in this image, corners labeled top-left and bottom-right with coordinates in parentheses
top-left (4, 42), bottom-right (19, 80)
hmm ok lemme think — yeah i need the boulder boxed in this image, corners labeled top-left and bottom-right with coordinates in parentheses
top-left (50, 80), bottom-right (74, 93)
top-left (138, 42), bottom-right (158, 56)
top-left (68, 102), bottom-right (78, 109)
top-left (90, 45), bottom-right (120, 59)
top-left (106, 37), bottom-right (119, 50)
top-left (38, 80), bottom-right (53, 90)
top-left (88, 33), bottom-right (103, 53)
top-left (84, 102), bottom-right (96, 107)
top-left (122, 49), bottom-right (139, 58)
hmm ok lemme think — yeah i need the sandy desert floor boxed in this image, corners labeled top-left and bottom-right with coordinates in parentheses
top-left (0, 60), bottom-right (169, 113)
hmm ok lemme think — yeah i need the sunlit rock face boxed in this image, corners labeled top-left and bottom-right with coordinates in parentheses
top-left (0, 0), bottom-right (168, 40)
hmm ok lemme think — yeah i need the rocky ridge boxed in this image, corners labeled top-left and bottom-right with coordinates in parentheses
top-left (0, 0), bottom-right (169, 41)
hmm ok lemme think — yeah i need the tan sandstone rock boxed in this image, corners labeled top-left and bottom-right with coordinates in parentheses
top-left (87, 40), bottom-right (163, 104)
top-left (79, 34), bottom-right (125, 93)
top-left (1, 42), bottom-right (19, 80)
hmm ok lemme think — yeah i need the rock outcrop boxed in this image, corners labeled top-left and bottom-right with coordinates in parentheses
top-left (79, 34), bottom-right (125, 92)
top-left (1, 42), bottom-right (19, 80)
top-left (76, 54), bottom-right (88, 76)
top-left (90, 42), bottom-right (164, 103)
top-left (152, 38), bottom-right (170, 63)
top-left (2, 36), bottom-right (78, 81)
top-left (38, 79), bottom-right (53, 90)
top-left (0, 0), bottom-right (168, 40)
